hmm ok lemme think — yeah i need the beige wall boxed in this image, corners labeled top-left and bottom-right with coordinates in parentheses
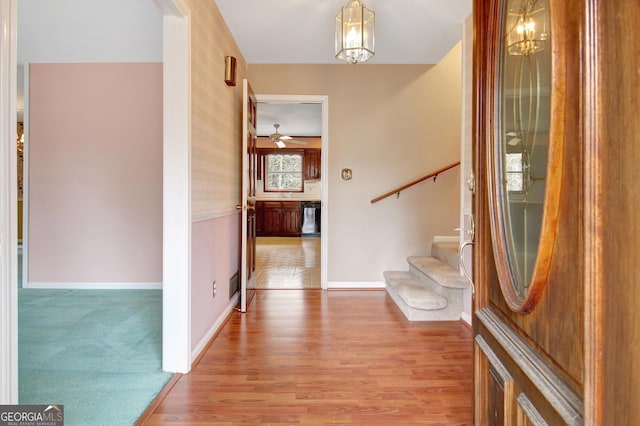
top-left (249, 45), bottom-right (462, 284)
top-left (188, 0), bottom-right (247, 219)
top-left (184, 0), bottom-right (247, 353)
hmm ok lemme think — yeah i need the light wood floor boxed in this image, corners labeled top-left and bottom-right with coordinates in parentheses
top-left (141, 290), bottom-right (473, 425)
top-left (256, 237), bottom-right (321, 289)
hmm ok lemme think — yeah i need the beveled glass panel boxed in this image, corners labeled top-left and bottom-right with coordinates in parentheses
top-left (492, 0), bottom-right (553, 309)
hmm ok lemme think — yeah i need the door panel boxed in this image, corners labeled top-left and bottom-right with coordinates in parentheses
top-left (467, 0), bottom-right (639, 421)
top-left (473, 0), bottom-right (585, 423)
top-left (262, 202), bottom-right (281, 235)
top-left (587, 1), bottom-right (640, 423)
top-left (280, 202), bottom-right (301, 235)
top-left (240, 79), bottom-right (257, 312)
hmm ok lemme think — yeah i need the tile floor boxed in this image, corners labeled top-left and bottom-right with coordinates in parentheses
top-left (255, 236), bottom-right (321, 289)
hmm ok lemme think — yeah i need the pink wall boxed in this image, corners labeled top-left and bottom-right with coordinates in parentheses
top-left (191, 214), bottom-right (240, 349)
top-left (28, 63), bottom-right (162, 285)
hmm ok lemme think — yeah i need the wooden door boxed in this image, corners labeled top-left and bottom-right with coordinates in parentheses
top-left (473, 1), bottom-right (640, 424)
top-left (583, 0), bottom-right (640, 423)
top-left (240, 79), bottom-right (257, 313)
top-left (473, 0), bottom-right (584, 423)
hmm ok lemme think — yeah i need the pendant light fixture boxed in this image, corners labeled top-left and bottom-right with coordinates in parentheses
top-left (335, 0), bottom-right (375, 64)
top-left (505, 0), bottom-right (549, 56)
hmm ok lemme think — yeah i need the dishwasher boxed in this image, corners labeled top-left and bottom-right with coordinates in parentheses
top-left (301, 201), bottom-right (321, 237)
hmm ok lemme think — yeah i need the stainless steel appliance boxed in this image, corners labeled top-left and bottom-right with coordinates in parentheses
top-left (301, 201), bottom-right (321, 237)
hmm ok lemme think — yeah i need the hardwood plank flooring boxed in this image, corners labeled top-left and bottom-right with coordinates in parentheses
top-left (143, 290), bottom-right (473, 425)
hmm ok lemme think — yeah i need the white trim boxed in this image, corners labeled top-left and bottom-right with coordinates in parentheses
top-left (156, 0), bottom-right (192, 374)
top-left (327, 281), bottom-right (386, 290)
top-left (461, 311), bottom-right (472, 326)
top-left (255, 94), bottom-right (329, 290)
top-left (191, 292), bottom-right (239, 362)
top-left (460, 15), bottom-right (474, 325)
top-left (320, 100), bottom-right (329, 291)
top-left (0, 0), bottom-right (18, 404)
top-left (25, 282), bottom-right (162, 290)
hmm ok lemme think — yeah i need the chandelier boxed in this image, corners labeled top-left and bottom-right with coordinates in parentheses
top-left (335, 0), bottom-right (375, 64)
top-left (506, 0), bottom-right (549, 56)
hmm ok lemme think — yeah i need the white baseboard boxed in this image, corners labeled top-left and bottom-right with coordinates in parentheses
top-left (24, 282), bottom-right (163, 290)
top-left (192, 292), bottom-right (240, 362)
top-left (461, 311), bottom-right (472, 326)
top-left (327, 281), bottom-right (386, 289)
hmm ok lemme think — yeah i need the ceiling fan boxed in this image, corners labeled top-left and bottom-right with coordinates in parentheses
top-left (269, 123), bottom-right (308, 148)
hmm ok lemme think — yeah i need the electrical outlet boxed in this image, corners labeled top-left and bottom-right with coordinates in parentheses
top-left (212, 280), bottom-right (217, 298)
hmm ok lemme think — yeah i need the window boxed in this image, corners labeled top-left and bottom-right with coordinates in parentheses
top-left (264, 151), bottom-right (304, 192)
top-left (506, 152), bottom-right (524, 192)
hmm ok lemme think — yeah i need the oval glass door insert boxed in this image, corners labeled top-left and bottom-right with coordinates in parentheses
top-left (489, 0), bottom-right (563, 313)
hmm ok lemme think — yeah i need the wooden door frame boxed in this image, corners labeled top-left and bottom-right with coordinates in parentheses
top-left (240, 79), bottom-right (257, 312)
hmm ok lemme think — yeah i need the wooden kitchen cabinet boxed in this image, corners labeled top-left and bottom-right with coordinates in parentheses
top-left (281, 202), bottom-right (302, 235)
top-left (256, 149), bottom-right (269, 181)
top-left (256, 201), bottom-right (280, 235)
top-left (256, 201), bottom-right (301, 236)
top-left (304, 149), bottom-right (321, 180)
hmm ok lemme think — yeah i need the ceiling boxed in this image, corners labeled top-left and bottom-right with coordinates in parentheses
top-left (213, 0), bottom-right (472, 65)
top-left (16, 2), bottom-right (472, 133)
top-left (257, 103), bottom-right (322, 137)
top-left (218, 0), bottom-right (471, 136)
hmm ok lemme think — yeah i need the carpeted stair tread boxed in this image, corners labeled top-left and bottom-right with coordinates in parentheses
top-left (383, 271), bottom-right (447, 311)
top-left (408, 256), bottom-right (469, 289)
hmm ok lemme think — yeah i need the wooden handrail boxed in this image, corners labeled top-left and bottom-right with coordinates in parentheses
top-left (370, 161), bottom-right (461, 204)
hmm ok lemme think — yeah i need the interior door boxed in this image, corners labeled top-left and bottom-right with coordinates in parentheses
top-left (240, 79), bottom-right (257, 312)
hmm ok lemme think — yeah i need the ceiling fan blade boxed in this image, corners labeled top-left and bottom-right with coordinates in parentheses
top-left (269, 124), bottom-right (308, 146)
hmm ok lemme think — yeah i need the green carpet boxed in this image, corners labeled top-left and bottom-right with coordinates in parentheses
top-left (19, 289), bottom-right (173, 425)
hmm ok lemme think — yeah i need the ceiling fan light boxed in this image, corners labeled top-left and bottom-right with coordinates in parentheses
top-left (335, 0), bottom-right (375, 64)
top-left (275, 140), bottom-right (286, 149)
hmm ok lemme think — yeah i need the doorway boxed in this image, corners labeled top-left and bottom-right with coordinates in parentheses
top-left (254, 95), bottom-right (328, 290)
top-left (255, 237), bottom-right (321, 289)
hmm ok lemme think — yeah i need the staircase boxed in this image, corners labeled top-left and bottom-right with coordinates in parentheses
top-left (384, 239), bottom-right (470, 321)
